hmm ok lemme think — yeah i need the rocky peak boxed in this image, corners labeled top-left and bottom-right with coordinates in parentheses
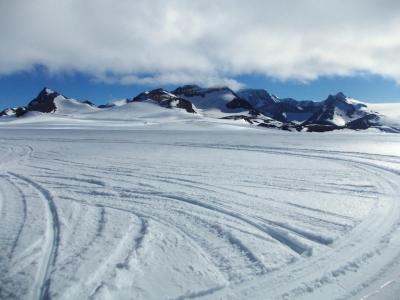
top-left (171, 85), bottom-right (233, 98)
top-left (28, 87), bottom-right (62, 107)
top-left (132, 88), bottom-right (176, 103)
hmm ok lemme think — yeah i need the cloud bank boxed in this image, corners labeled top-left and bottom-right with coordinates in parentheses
top-left (1, 0), bottom-right (400, 87)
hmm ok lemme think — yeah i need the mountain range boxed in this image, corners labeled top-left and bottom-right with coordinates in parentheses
top-left (1, 85), bottom-right (399, 133)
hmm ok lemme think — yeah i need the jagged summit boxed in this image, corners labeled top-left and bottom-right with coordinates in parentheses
top-left (302, 92), bottom-right (370, 127)
top-left (325, 92), bottom-right (366, 106)
top-left (26, 87), bottom-right (65, 113)
top-left (335, 92), bottom-right (346, 98)
top-left (236, 89), bottom-right (280, 107)
top-left (237, 88), bottom-right (324, 123)
top-left (133, 88), bottom-right (176, 102)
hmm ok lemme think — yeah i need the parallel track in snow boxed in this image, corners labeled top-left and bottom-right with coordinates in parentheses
top-left (8, 173), bottom-right (60, 300)
top-left (0, 144), bottom-right (59, 300)
top-left (196, 147), bottom-right (400, 299)
top-left (1, 133), bottom-right (399, 299)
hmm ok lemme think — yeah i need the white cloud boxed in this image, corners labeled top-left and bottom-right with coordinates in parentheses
top-left (1, 0), bottom-right (400, 87)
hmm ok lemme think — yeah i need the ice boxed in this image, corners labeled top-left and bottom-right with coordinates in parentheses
top-left (0, 110), bottom-right (400, 299)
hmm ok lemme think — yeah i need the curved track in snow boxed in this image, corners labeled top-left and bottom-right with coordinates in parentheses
top-left (8, 172), bottom-right (60, 300)
top-left (0, 130), bottom-right (399, 299)
top-left (195, 146), bottom-right (400, 299)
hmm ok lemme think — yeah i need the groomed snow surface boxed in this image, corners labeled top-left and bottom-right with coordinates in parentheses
top-left (1, 110), bottom-right (400, 299)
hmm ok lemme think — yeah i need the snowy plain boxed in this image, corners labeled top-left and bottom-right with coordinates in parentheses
top-left (0, 103), bottom-right (400, 300)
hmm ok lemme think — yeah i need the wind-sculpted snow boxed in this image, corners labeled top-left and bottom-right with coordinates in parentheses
top-left (0, 127), bottom-right (400, 299)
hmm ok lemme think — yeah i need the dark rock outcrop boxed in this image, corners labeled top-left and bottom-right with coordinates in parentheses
top-left (27, 88), bottom-right (61, 113)
top-left (133, 88), bottom-right (196, 113)
top-left (82, 100), bottom-right (96, 107)
top-left (237, 89), bottom-right (324, 122)
top-left (1, 87), bottom-right (97, 117)
top-left (171, 85), bottom-right (230, 98)
top-left (160, 98), bottom-right (196, 113)
top-left (302, 93), bottom-right (369, 126)
top-left (346, 114), bottom-right (381, 130)
top-left (0, 88), bottom-right (61, 117)
top-left (0, 108), bottom-right (17, 116)
top-left (225, 97), bottom-right (254, 110)
top-left (305, 124), bottom-right (345, 132)
top-left (133, 88), bottom-right (176, 103)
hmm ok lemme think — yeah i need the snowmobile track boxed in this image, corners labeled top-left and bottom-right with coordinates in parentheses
top-left (7, 172), bottom-right (60, 300)
top-left (198, 148), bottom-right (400, 299)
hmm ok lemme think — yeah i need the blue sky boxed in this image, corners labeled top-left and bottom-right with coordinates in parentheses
top-left (1, 0), bottom-right (400, 109)
top-left (1, 70), bottom-right (399, 109)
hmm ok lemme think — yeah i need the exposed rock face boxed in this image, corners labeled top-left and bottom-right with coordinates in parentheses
top-left (27, 88), bottom-right (60, 113)
top-left (237, 89), bottom-right (324, 122)
top-left (15, 107), bottom-right (29, 117)
top-left (133, 88), bottom-right (196, 113)
top-left (170, 85), bottom-right (225, 98)
top-left (220, 114), bottom-right (302, 132)
top-left (258, 121), bottom-right (303, 132)
top-left (302, 93), bottom-right (371, 127)
top-left (0, 107), bottom-right (30, 117)
top-left (0, 108), bottom-right (17, 116)
top-left (133, 88), bottom-right (176, 102)
top-left (171, 85), bottom-right (257, 115)
top-left (346, 114), bottom-right (381, 130)
top-left (225, 97), bottom-right (254, 110)
top-left (305, 124), bottom-right (345, 132)
top-left (0, 88), bottom-right (61, 117)
top-left (160, 99), bottom-right (197, 113)
top-left (1, 88), bottom-right (98, 117)
top-left (82, 100), bottom-right (96, 107)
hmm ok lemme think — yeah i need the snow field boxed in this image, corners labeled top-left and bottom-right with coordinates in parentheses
top-left (0, 126), bottom-right (400, 299)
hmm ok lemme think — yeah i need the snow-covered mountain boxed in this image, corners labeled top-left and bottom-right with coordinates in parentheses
top-left (1, 86), bottom-right (399, 133)
top-left (303, 93), bottom-right (373, 126)
top-left (149, 85), bottom-right (298, 130)
top-left (171, 85), bottom-right (253, 117)
top-left (1, 88), bottom-right (59, 117)
top-left (132, 88), bottom-right (196, 113)
top-left (0, 88), bottom-right (97, 117)
top-left (235, 89), bottom-right (399, 132)
top-left (236, 89), bottom-right (323, 123)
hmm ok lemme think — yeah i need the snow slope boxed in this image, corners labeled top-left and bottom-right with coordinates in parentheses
top-left (54, 96), bottom-right (99, 115)
top-left (173, 86), bottom-right (249, 118)
top-left (368, 103), bottom-right (400, 129)
top-left (105, 99), bottom-right (129, 107)
top-left (0, 111), bottom-right (400, 300)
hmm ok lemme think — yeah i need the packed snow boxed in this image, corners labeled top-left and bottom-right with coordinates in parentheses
top-left (0, 106), bottom-right (400, 300)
